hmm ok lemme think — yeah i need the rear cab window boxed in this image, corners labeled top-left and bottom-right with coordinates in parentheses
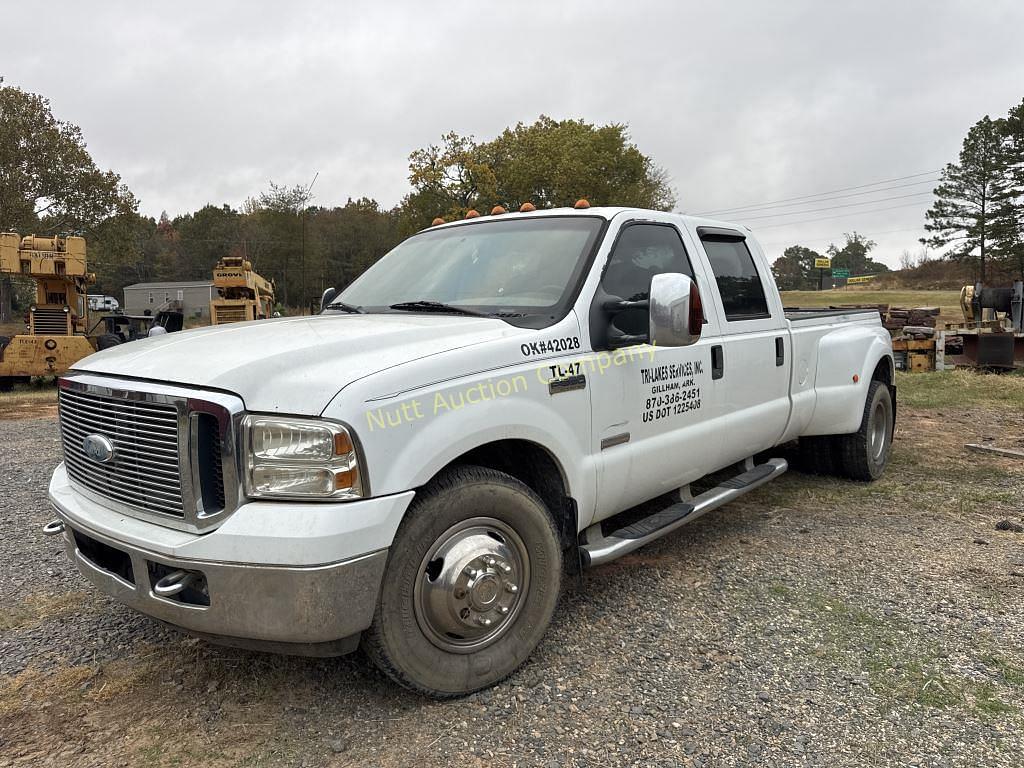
top-left (698, 231), bottom-right (771, 322)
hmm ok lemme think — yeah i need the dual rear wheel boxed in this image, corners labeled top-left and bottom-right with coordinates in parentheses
top-left (799, 379), bottom-right (894, 481)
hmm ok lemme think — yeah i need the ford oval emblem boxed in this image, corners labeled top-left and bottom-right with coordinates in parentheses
top-left (82, 434), bottom-right (115, 464)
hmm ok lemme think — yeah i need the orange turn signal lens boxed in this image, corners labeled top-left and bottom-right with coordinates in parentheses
top-left (490, 205), bottom-right (507, 215)
top-left (465, 209), bottom-right (480, 218)
top-left (519, 202), bottom-right (536, 212)
top-left (334, 467), bottom-right (359, 491)
top-left (334, 431), bottom-right (353, 455)
top-left (431, 217), bottom-right (445, 226)
top-left (574, 198), bottom-right (590, 209)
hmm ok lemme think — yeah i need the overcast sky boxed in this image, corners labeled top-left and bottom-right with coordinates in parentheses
top-left (5, 0), bottom-right (1023, 267)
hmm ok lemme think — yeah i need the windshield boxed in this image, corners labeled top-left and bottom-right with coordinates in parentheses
top-left (337, 216), bottom-right (604, 325)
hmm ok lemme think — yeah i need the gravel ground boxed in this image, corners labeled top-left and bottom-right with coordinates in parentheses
top-left (1, 394), bottom-right (1023, 767)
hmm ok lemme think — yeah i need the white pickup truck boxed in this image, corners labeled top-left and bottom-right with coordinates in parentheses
top-left (46, 205), bottom-right (895, 697)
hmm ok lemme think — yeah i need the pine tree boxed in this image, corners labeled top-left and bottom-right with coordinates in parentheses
top-left (992, 99), bottom-right (1024, 280)
top-left (922, 116), bottom-right (1004, 281)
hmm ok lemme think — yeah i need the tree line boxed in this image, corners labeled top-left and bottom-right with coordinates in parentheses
top-left (770, 233), bottom-right (891, 291)
top-left (0, 83), bottom-right (673, 317)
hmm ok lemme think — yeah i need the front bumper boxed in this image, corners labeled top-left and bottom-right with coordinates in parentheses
top-left (48, 463), bottom-right (415, 651)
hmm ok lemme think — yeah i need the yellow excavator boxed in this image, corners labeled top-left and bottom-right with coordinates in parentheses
top-left (0, 233), bottom-right (97, 391)
top-left (210, 256), bottom-right (276, 324)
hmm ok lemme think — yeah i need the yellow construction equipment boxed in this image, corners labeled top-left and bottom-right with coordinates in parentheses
top-left (0, 233), bottom-right (97, 390)
top-left (210, 256), bottom-right (276, 324)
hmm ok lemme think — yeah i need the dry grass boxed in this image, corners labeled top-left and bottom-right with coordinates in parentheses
top-left (0, 644), bottom-right (298, 767)
top-left (0, 384), bottom-right (57, 418)
top-left (780, 288), bottom-right (962, 326)
top-left (0, 591), bottom-right (88, 632)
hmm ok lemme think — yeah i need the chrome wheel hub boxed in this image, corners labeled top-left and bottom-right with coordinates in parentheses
top-left (869, 399), bottom-right (890, 462)
top-left (414, 518), bottom-right (529, 653)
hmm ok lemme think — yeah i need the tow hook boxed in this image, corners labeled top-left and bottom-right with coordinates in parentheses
top-left (153, 569), bottom-right (196, 597)
top-left (42, 519), bottom-right (65, 536)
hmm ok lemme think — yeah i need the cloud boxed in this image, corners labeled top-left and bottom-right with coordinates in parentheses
top-left (4, 0), bottom-right (1023, 266)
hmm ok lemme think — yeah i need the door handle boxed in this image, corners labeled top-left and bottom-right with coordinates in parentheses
top-left (711, 345), bottom-right (724, 380)
top-left (775, 337), bottom-right (785, 367)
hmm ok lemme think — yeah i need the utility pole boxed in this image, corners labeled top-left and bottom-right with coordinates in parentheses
top-left (300, 171), bottom-right (319, 315)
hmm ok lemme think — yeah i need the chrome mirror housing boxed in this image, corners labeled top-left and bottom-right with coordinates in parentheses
top-left (320, 287), bottom-right (338, 313)
top-left (649, 273), bottom-right (703, 347)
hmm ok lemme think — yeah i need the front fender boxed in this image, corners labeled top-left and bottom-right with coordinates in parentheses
top-left (804, 325), bottom-right (893, 436)
top-left (346, 369), bottom-right (595, 522)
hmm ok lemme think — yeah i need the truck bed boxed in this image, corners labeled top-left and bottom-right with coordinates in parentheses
top-left (784, 307), bottom-right (882, 324)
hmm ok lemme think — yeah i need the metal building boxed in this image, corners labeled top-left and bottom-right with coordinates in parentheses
top-left (122, 280), bottom-right (216, 321)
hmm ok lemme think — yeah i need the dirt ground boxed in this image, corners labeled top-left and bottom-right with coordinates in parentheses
top-left (1, 370), bottom-right (1022, 767)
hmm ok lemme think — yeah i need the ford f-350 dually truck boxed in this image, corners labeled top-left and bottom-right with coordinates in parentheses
top-left (46, 205), bottom-right (895, 697)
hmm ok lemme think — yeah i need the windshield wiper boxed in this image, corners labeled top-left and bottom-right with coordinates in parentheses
top-left (388, 300), bottom-right (488, 317)
top-left (325, 301), bottom-right (365, 314)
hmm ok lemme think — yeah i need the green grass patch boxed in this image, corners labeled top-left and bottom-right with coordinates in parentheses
top-left (895, 369), bottom-right (1024, 411)
top-left (868, 660), bottom-right (963, 709)
top-left (981, 655), bottom-right (1024, 688)
top-left (755, 587), bottom-right (1021, 716)
top-left (768, 582), bottom-right (792, 597)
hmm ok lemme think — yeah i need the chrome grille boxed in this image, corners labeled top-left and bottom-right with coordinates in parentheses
top-left (59, 387), bottom-right (185, 517)
top-left (32, 308), bottom-right (70, 335)
top-left (57, 374), bottom-right (245, 532)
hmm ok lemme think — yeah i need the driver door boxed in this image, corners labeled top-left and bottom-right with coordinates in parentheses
top-left (588, 219), bottom-right (723, 519)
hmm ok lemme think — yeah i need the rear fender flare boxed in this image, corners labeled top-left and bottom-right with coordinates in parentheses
top-left (804, 326), bottom-right (892, 436)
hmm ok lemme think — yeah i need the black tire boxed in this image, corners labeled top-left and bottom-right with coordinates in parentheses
top-left (96, 333), bottom-right (122, 350)
top-left (797, 435), bottom-right (839, 475)
top-left (835, 380), bottom-right (894, 481)
top-left (0, 377), bottom-right (13, 393)
top-left (362, 465), bottom-right (562, 698)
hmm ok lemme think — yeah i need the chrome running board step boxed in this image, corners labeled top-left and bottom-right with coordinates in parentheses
top-left (580, 458), bottom-right (787, 567)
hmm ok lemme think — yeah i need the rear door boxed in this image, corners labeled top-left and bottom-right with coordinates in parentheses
top-left (695, 227), bottom-right (791, 464)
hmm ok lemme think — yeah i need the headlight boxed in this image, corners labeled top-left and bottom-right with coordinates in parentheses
top-left (242, 416), bottom-right (361, 500)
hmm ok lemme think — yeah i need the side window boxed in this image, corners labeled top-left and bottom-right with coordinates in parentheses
top-left (701, 237), bottom-right (770, 321)
top-left (601, 224), bottom-right (693, 301)
top-left (598, 223), bottom-right (694, 343)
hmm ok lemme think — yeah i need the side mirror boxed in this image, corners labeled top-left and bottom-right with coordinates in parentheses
top-left (320, 287), bottom-right (338, 313)
top-left (649, 273), bottom-right (703, 347)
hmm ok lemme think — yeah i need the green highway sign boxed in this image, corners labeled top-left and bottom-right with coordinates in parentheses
top-left (832, 268), bottom-right (850, 279)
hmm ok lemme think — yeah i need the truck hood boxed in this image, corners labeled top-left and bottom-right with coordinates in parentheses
top-left (73, 314), bottom-right (526, 413)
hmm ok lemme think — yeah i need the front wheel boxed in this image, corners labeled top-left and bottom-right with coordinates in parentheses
top-left (836, 380), bottom-right (894, 481)
top-left (362, 465), bottom-right (562, 698)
